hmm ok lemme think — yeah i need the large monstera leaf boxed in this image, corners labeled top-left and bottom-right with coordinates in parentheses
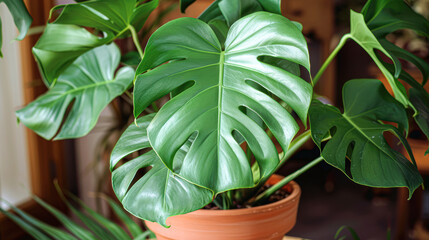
top-left (0, 0), bottom-right (32, 57)
top-left (33, 0), bottom-right (158, 87)
top-left (362, 0), bottom-right (429, 85)
top-left (133, 12), bottom-right (312, 194)
top-left (110, 114), bottom-right (213, 226)
top-left (17, 44), bottom-right (134, 140)
top-left (310, 79), bottom-right (422, 197)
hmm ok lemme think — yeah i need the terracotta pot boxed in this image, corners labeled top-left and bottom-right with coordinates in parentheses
top-left (145, 175), bottom-right (301, 240)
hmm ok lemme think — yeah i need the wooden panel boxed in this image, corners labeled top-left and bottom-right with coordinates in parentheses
top-left (0, 1), bottom-right (70, 239)
top-left (283, 0), bottom-right (336, 102)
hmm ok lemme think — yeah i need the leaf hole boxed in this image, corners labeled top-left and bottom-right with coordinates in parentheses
top-left (329, 126), bottom-right (337, 138)
top-left (172, 131), bottom-right (198, 171)
top-left (171, 80), bottom-right (196, 98)
top-left (344, 141), bottom-right (355, 179)
top-left (257, 56), bottom-right (301, 77)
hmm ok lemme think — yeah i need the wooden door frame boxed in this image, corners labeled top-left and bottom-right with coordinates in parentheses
top-left (0, 1), bottom-right (71, 239)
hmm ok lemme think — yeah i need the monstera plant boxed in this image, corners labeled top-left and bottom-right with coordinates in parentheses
top-left (2, 0), bottom-right (429, 238)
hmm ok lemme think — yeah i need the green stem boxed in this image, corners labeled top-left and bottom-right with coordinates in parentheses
top-left (151, 102), bottom-right (159, 112)
top-left (246, 144), bottom-right (253, 163)
top-left (254, 156), bottom-right (324, 204)
top-left (129, 25), bottom-right (144, 59)
top-left (275, 130), bottom-right (311, 172)
top-left (124, 90), bottom-right (133, 100)
top-left (313, 34), bottom-right (351, 86)
top-left (222, 193), bottom-right (231, 210)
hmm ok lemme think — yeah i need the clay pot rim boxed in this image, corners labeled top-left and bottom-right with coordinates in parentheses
top-left (187, 180), bottom-right (301, 216)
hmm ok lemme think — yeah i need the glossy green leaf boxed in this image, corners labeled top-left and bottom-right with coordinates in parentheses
top-left (2, 201), bottom-right (77, 240)
top-left (380, 39), bottom-right (429, 86)
top-left (0, 0), bottom-right (32, 57)
top-left (381, 60), bottom-right (429, 154)
top-left (309, 79), bottom-right (422, 198)
top-left (34, 0), bottom-right (157, 86)
top-left (362, 0), bottom-right (429, 38)
top-left (32, 24), bottom-right (111, 87)
top-left (111, 114), bottom-right (213, 227)
top-left (17, 44), bottom-right (134, 140)
top-left (1, 0), bottom-right (32, 40)
top-left (410, 88), bottom-right (429, 155)
top-left (208, 19), bottom-right (229, 48)
top-left (133, 12), bottom-right (312, 193)
top-left (199, 0), bottom-right (281, 26)
top-left (0, 208), bottom-right (51, 240)
top-left (362, 0), bottom-right (429, 85)
top-left (218, 0), bottom-right (262, 26)
top-left (121, 51), bottom-right (142, 67)
top-left (53, 0), bottom-right (158, 36)
top-left (347, 11), bottom-right (413, 111)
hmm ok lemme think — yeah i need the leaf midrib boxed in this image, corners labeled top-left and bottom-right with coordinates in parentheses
top-left (53, 79), bottom-right (117, 97)
top-left (342, 113), bottom-right (393, 160)
top-left (217, 51), bottom-right (225, 170)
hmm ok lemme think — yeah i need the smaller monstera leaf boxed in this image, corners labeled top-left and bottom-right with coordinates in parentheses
top-left (53, 0), bottom-right (158, 36)
top-left (347, 10), bottom-right (413, 112)
top-left (362, 0), bottom-right (429, 85)
top-left (0, 0), bottom-right (32, 57)
top-left (198, 0), bottom-right (281, 26)
top-left (310, 79), bottom-right (422, 197)
top-left (32, 24), bottom-right (111, 87)
top-left (17, 44), bottom-right (134, 140)
top-left (33, 0), bottom-right (158, 87)
top-left (410, 87), bottom-right (429, 155)
top-left (110, 114), bottom-right (213, 227)
top-left (382, 62), bottom-right (429, 153)
top-left (134, 12), bottom-right (312, 194)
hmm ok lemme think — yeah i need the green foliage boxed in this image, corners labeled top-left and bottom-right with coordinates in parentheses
top-left (17, 44), bottom-right (134, 140)
top-left (410, 87), bottom-right (429, 154)
top-left (133, 12), bottom-right (311, 194)
top-left (33, 0), bottom-right (158, 87)
top-left (360, 0), bottom-right (429, 152)
top-left (347, 11), bottom-right (412, 111)
top-left (110, 114), bottom-right (213, 226)
top-left (362, 0), bottom-right (429, 85)
top-left (310, 79), bottom-right (422, 197)
top-left (5, 0), bottom-right (427, 229)
top-left (197, 0), bottom-right (281, 26)
top-left (0, 193), bottom-right (151, 240)
top-left (0, 0), bottom-right (32, 57)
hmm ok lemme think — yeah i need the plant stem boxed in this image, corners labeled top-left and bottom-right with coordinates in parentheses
top-left (312, 34), bottom-right (351, 86)
top-left (124, 90), bottom-right (133, 100)
top-left (151, 102), bottom-right (159, 112)
top-left (246, 144), bottom-right (253, 163)
top-left (275, 130), bottom-right (312, 172)
top-left (129, 25), bottom-right (144, 59)
top-left (254, 156), bottom-right (324, 204)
